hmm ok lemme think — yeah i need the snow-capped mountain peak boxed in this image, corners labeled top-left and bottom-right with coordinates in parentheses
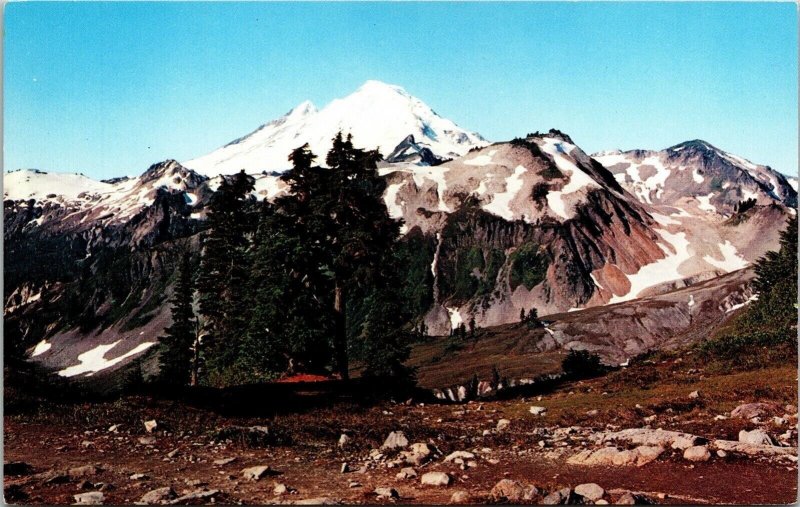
top-left (184, 80), bottom-right (487, 175)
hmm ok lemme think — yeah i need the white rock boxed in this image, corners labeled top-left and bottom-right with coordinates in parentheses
top-left (338, 434), bottom-right (351, 448)
top-left (444, 451), bottom-right (475, 462)
top-left (144, 420), bottom-right (158, 433)
top-left (74, 492), bottom-right (104, 505)
top-left (739, 429), bottom-right (774, 446)
top-left (683, 445), bottom-right (711, 462)
top-left (381, 431), bottom-right (409, 451)
top-left (575, 483), bottom-right (604, 501)
top-left (496, 419), bottom-right (511, 431)
top-left (241, 465), bottom-right (272, 481)
top-left (529, 406), bottom-right (547, 416)
top-left (420, 471), bottom-right (451, 486)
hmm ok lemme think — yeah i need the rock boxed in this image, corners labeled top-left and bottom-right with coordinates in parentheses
top-left (688, 390), bottom-right (699, 399)
top-left (139, 486), bottom-right (175, 504)
top-left (602, 428), bottom-right (704, 449)
top-left (450, 490), bottom-right (470, 504)
top-left (338, 434), bottom-right (351, 448)
top-left (529, 406), bottom-right (547, 416)
top-left (420, 471), bottom-right (451, 486)
top-left (144, 420), bottom-right (158, 433)
top-left (274, 483), bottom-right (290, 495)
top-left (402, 443), bottom-right (434, 465)
top-left (348, 481), bottom-right (361, 488)
top-left (81, 440), bottom-right (94, 448)
top-left (586, 409), bottom-right (599, 416)
top-left (633, 446), bottom-right (664, 466)
top-left (643, 415), bottom-right (657, 424)
top-left (670, 436), bottom-right (697, 451)
top-left (69, 465), bottom-right (101, 478)
top-left (716, 450), bottom-right (727, 458)
top-left (496, 419), bottom-right (511, 431)
top-left (129, 473), bottom-right (149, 480)
top-left (107, 424), bottom-right (119, 433)
top-left (293, 497), bottom-right (338, 505)
top-left (490, 479), bottom-right (526, 502)
top-left (575, 483), bottom-right (604, 501)
top-left (712, 439), bottom-right (797, 457)
top-left (166, 449), bottom-right (179, 459)
top-left (242, 465), bottom-right (273, 480)
top-left (170, 489), bottom-right (219, 504)
top-left (74, 492), bottom-right (104, 505)
top-left (396, 467), bottom-right (417, 480)
top-left (138, 437), bottom-right (157, 445)
top-left (374, 487), bottom-right (399, 499)
top-left (683, 445), bottom-right (711, 462)
top-left (444, 451), bottom-right (475, 462)
top-left (567, 446), bottom-right (663, 467)
top-left (542, 487), bottom-right (572, 505)
top-left (615, 492), bottom-right (636, 505)
top-left (731, 402), bottom-right (780, 420)
top-left (214, 457), bottom-right (236, 466)
top-left (739, 429), bottom-right (774, 446)
top-left (596, 500), bottom-right (609, 505)
top-left (340, 463), bottom-right (350, 474)
top-left (4, 461), bottom-right (33, 476)
top-left (381, 431), bottom-right (409, 451)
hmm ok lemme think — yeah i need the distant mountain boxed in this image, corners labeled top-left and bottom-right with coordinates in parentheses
top-left (593, 140), bottom-right (797, 214)
top-left (184, 80), bottom-right (487, 175)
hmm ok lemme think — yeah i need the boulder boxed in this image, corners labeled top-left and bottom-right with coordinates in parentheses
top-left (242, 465), bottom-right (272, 480)
top-left (144, 420), bottom-right (158, 433)
top-left (739, 429), bottom-right (774, 446)
top-left (602, 428), bottom-right (704, 449)
top-left (683, 446), bottom-right (711, 462)
top-left (529, 406), bottom-right (547, 416)
top-left (139, 486), bottom-right (175, 504)
top-left (575, 483), bottom-right (604, 501)
top-left (396, 467), bottom-right (417, 480)
top-left (712, 439), bottom-right (796, 458)
top-left (69, 465), bottom-right (101, 478)
top-left (374, 487), bottom-right (399, 499)
top-left (496, 419), bottom-right (511, 431)
top-left (688, 390), bottom-right (699, 399)
top-left (74, 492), bottom-right (104, 505)
top-left (450, 490), bottom-right (471, 504)
top-left (214, 457), bottom-right (236, 466)
top-left (731, 402), bottom-right (780, 420)
top-left (444, 451), bottom-right (475, 462)
top-left (381, 431), bottom-right (409, 451)
top-left (490, 479), bottom-right (526, 502)
top-left (402, 443), bottom-right (434, 465)
top-left (542, 487), bottom-right (572, 505)
top-left (338, 434), bottom-right (351, 448)
top-left (420, 471), bottom-right (451, 487)
top-left (293, 497), bottom-right (338, 505)
top-left (567, 445), bottom-right (663, 467)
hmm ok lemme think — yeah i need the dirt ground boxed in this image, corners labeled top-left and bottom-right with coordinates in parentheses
top-left (4, 362), bottom-right (798, 505)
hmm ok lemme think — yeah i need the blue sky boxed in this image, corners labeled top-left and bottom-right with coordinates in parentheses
top-left (5, 2), bottom-right (798, 179)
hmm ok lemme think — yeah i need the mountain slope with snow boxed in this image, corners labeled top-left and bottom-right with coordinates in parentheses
top-left (184, 80), bottom-right (487, 175)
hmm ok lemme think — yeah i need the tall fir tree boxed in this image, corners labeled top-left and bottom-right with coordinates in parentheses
top-left (158, 253), bottom-right (196, 386)
top-left (195, 170), bottom-right (255, 385)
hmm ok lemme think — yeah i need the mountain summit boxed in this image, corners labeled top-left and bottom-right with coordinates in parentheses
top-left (184, 80), bottom-right (487, 175)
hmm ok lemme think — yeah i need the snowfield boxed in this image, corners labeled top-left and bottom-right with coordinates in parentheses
top-left (58, 341), bottom-right (156, 377)
top-left (482, 165), bottom-right (527, 221)
top-left (538, 138), bottom-right (600, 219)
top-left (184, 80), bottom-right (487, 175)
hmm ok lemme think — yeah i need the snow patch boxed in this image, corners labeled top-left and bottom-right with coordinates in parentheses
top-left (726, 294), bottom-right (759, 313)
top-left (384, 182), bottom-right (407, 220)
top-left (446, 306), bottom-right (463, 329)
top-left (692, 168), bottom-right (704, 184)
top-left (463, 149), bottom-right (497, 166)
top-left (58, 341), bottom-right (156, 377)
top-left (31, 339), bottom-right (51, 357)
top-left (609, 229), bottom-right (694, 304)
top-left (538, 138), bottom-right (600, 219)
top-left (696, 193), bottom-right (716, 213)
top-left (482, 165), bottom-right (527, 221)
top-left (702, 240), bottom-right (748, 272)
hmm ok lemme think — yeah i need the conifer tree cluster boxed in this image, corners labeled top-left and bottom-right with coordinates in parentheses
top-left (160, 133), bottom-right (415, 388)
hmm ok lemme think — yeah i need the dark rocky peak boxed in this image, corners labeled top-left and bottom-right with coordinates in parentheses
top-left (385, 134), bottom-right (445, 165)
top-left (137, 160), bottom-right (208, 191)
top-left (525, 128), bottom-right (576, 145)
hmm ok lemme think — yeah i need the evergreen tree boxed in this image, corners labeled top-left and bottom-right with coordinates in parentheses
top-left (469, 316), bottom-right (476, 337)
top-left (157, 253), bottom-right (196, 386)
top-left (196, 170), bottom-right (255, 385)
top-left (274, 134), bottom-right (401, 380)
